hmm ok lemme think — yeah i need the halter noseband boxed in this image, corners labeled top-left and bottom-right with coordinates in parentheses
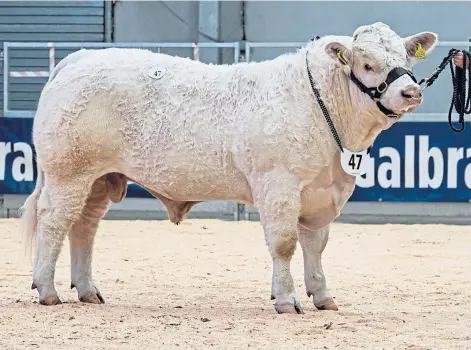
top-left (338, 51), bottom-right (418, 118)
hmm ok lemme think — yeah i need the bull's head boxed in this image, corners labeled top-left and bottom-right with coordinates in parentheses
top-left (326, 22), bottom-right (438, 123)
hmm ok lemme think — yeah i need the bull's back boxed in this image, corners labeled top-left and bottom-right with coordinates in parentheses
top-left (34, 48), bottom-right (251, 199)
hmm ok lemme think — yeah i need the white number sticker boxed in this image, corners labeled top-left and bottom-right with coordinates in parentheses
top-left (340, 148), bottom-right (372, 176)
top-left (148, 67), bottom-right (167, 80)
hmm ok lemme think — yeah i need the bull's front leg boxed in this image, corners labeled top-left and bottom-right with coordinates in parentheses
top-left (298, 223), bottom-right (338, 311)
top-left (252, 171), bottom-right (303, 314)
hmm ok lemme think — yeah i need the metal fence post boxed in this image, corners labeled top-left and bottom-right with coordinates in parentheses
top-left (234, 203), bottom-right (246, 221)
top-left (48, 43), bottom-right (55, 73)
top-left (234, 41), bottom-right (240, 64)
top-left (104, 1), bottom-right (113, 43)
top-left (2, 42), bottom-right (8, 117)
top-left (233, 41), bottom-right (244, 219)
top-left (193, 42), bottom-right (200, 61)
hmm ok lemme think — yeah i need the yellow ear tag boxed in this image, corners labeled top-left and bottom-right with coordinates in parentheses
top-left (336, 51), bottom-right (347, 65)
top-left (415, 44), bottom-right (426, 60)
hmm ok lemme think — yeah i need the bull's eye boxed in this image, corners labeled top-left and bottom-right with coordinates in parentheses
top-left (364, 64), bottom-right (373, 71)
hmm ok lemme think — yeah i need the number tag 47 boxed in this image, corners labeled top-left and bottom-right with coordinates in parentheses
top-left (340, 149), bottom-right (372, 176)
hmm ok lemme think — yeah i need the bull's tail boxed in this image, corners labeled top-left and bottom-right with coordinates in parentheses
top-left (19, 161), bottom-right (44, 258)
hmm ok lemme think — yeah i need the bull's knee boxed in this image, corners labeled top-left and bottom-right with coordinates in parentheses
top-left (274, 233), bottom-right (297, 259)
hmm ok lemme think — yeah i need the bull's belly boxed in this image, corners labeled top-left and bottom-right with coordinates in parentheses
top-left (125, 164), bottom-right (254, 204)
top-left (118, 133), bottom-right (254, 203)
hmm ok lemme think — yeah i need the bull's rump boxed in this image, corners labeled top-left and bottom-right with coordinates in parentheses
top-left (32, 48), bottom-right (254, 202)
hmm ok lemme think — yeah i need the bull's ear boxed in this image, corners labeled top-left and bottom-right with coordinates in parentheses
top-left (326, 42), bottom-right (352, 66)
top-left (404, 32), bottom-right (438, 60)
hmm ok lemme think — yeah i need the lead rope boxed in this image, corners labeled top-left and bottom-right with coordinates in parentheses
top-left (419, 49), bottom-right (471, 132)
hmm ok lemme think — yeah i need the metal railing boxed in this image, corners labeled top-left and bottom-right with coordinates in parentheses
top-left (4, 39), bottom-right (470, 118)
top-left (245, 41), bottom-right (471, 60)
top-left (2, 41), bottom-right (240, 118)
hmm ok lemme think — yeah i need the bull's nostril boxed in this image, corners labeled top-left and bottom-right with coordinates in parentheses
top-left (401, 84), bottom-right (422, 100)
top-left (402, 89), bottom-right (422, 99)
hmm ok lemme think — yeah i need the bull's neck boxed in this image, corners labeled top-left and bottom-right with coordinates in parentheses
top-left (312, 64), bottom-right (390, 152)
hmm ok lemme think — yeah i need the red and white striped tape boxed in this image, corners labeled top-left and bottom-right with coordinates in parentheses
top-left (9, 71), bottom-right (50, 77)
top-left (193, 42), bottom-right (200, 61)
top-left (9, 44), bottom-right (55, 78)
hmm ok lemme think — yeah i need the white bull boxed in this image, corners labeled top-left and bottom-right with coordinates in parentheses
top-left (21, 22), bottom-right (437, 313)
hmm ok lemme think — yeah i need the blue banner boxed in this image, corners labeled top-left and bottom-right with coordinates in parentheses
top-left (351, 121), bottom-right (471, 202)
top-left (2, 117), bottom-right (471, 202)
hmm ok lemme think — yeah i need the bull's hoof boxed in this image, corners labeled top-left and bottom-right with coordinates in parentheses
top-left (79, 292), bottom-right (105, 304)
top-left (274, 297), bottom-right (304, 314)
top-left (314, 298), bottom-right (338, 311)
top-left (39, 295), bottom-right (62, 306)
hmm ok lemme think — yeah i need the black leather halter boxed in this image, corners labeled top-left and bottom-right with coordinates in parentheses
top-left (347, 62), bottom-right (418, 118)
top-left (309, 35), bottom-right (418, 118)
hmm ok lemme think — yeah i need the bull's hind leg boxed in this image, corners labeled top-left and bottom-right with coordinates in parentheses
top-left (298, 223), bottom-right (338, 311)
top-left (33, 177), bottom-right (93, 305)
top-left (252, 171), bottom-right (303, 314)
top-left (69, 176), bottom-right (111, 304)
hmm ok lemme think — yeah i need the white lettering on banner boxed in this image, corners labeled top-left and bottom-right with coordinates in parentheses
top-left (447, 148), bottom-right (463, 188)
top-left (419, 136), bottom-right (443, 189)
top-left (0, 142), bottom-right (34, 182)
top-left (405, 135), bottom-right (415, 188)
top-left (464, 149), bottom-right (471, 189)
top-left (377, 147), bottom-right (400, 188)
top-left (12, 142), bottom-right (34, 181)
top-left (356, 135), bottom-right (471, 190)
top-left (0, 142), bottom-right (11, 181)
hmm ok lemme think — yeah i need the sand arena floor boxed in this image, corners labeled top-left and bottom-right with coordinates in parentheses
top-left (0, 218), bottom-right (470, 349)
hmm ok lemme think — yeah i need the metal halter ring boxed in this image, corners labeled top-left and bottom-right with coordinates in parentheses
top-left (377, 81), bottom-right (388, 94)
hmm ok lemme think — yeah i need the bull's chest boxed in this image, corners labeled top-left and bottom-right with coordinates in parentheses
top-left (299, 169), bottom-right (356, 230)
